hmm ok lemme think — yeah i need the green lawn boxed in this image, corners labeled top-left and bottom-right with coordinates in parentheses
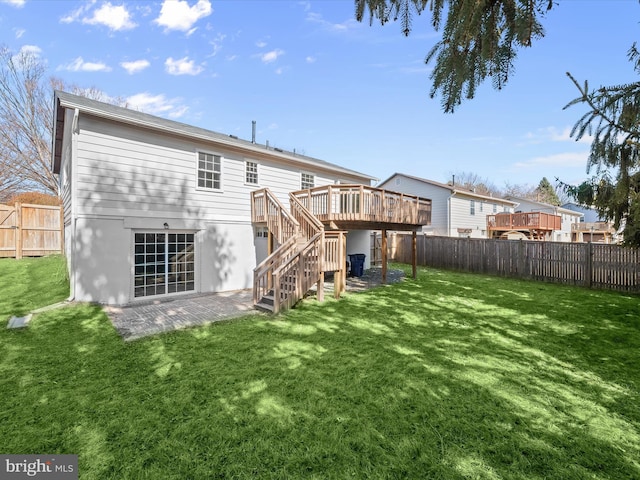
top-left (1, 256), bottom-right (639, 479)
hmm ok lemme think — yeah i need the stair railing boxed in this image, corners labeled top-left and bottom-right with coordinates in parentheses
top-left (289, 193), bottom-right (324, 241)
top-left (253, 235), bottom-right (299, 306)
top-left (251, 188), bottom-right (299, 244)
top-left (272, 232), bottom-right (323, 313)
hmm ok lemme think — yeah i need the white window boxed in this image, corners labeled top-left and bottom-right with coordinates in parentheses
top-left (255, 226), bottom-right (268, 238)
top-left (493, 203), bottom-right (497, 213)
top-left (301, 173), bottom-right (314, 189)
top-left (197, 152), bottom-right (221, 190)
top-left (470, 200), bottom-right (475, 215)
top-left (479, 202), bottom-right (483, 213)
top-left (134, 232), bottom-right (195, 298)
top-left (245, 161), bottom-right (258, 184)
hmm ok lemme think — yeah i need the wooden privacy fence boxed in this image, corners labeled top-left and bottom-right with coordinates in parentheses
top-left (0, 203), bottom-right (63, 259)
top-left (388, 233), bottom-right (640, 294)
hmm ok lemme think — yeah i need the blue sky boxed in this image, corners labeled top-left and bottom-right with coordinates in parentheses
top-left (1, 0), bottom-right (638, 189)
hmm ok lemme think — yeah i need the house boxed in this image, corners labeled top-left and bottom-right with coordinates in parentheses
top-left (503, 196), bottom-right (583, 242)
top-left (377, 173), bottom-right (517, 238)
top-left (52, 91), bottom-right (431, 309)
top-left (562, 202), bottom-right (618, 243)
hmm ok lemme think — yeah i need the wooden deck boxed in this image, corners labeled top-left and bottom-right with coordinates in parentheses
top-left (487, 212), bottom-right (561, 240)
top-left (250, 185), bottom-right (431, 313)
top-left (571, 222), bottom-right (617, 243)
top-left (290, 184), bottom-right (431, 231)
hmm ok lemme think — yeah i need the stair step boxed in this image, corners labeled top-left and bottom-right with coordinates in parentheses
top-left (255, 301), bottom-right (274, 313)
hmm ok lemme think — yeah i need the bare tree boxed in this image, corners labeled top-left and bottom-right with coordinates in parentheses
top-left (0, 46), bottom-right (59, 195)
top-left (449, 171), bottom-right (502, 197)
top-left (0, 46), bottom-right (128, 198)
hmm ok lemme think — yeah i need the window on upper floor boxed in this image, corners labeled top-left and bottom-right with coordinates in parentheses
top-left (245, 161), bottom-right (258, 184)
top-left (197, 151), bottom-right (221, 190)
top-left (301, 173), bottom-right (314, 189)
top-left (493, 203), bottom-right (497, 213)
top-left (479, 202), bottom-right (483, 213)
top-left (470, 200), bottom-right (475, 215)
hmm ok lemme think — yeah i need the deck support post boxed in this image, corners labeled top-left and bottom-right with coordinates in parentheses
top-left (342, 232), bottom-right (347, 294)
top-left (381, 229), bottom-right (387, 284)
top-left (412, 231), bottom-right (417, 279)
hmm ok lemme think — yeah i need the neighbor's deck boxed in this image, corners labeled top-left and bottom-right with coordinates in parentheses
top-left (487, 212), bottom-right (561, 239)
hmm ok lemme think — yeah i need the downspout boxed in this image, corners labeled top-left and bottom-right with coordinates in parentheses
top-left (69, 108), bottom-right (79, 302)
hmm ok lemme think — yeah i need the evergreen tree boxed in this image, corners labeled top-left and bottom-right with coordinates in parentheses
top-left (355, 0), bottom-right (554, 112)
top-left (535, 177), bottom-right (560, 205)
top-left (561, 44), bottom-right (640, 246)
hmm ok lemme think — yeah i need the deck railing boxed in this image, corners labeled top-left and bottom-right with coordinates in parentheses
top-left (291, 185), bottom-right (431, 226)
top-left (487, 212), bottom-right (561, 231)
top-left (571, 222), bottom-right (615, 233)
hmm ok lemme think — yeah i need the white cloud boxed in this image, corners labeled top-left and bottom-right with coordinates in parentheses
top-left (260, 49), bottom-right (284, 64)
top-left (83, 2), bottom-right (137, 30)
top-left (60, 1), bottom-right (136, 31)
top-left (1, 0), bottom-right (26, 7)
top-left (209, 33), bottom-right (226, 56)
top-left (513, 151), bottom-right (590, 170)
top-left (60, 2), bottom-right (92, 24)
top-left (164, 56), bottom-right (204, 75)
top-left (155, 0), bottom-right (212, 33)
top-left (19, 44), bottom-right (42, 56)
top-left (305, 11), bottom-right (359, 33)
top-left (126, 92), bottom-right (189, 118)
top-left (11, 45), bottom-right (43, 65)
top-left (120, 59), bottom-right (150, 74)
top-left (255, 40), bottom-right (267, 48)
top-left (524, 126), bottom-right (593, 145)
top-left (59, 57), bottom-right (112, 72)
top-left (306, 56), bottom-right (316, 64)
top-left (15, 28), bottom-right (25, 39)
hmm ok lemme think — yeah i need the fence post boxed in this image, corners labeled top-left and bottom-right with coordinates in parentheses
top-left (585, 241), bottom-right (593, 288)
top-left (15, 202), bottom-right (22, 260)
top-left (518, 240), bottom-right (525, 277)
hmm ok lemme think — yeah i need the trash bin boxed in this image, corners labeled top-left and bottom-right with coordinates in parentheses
top-left (348, 254), bottom-right (366, 277)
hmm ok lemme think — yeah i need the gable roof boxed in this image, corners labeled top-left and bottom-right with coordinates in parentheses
top-left (378, 172), bottom-right (518, 205)
top-left (505, 196), bottom-right (584, 216)
top-left (51, 90), bottom-right (377, 183)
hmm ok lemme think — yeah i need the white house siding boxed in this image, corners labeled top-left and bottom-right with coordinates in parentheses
top-left (450, 194), bottom-right (492, 238)
top-left (346, 231), bottom-right (371, 270)
top-left (378, 174), bottom-right (514, 238)
top-left (379, 175), bottom-right (450, 236)
top-left (65, 113), bottom-right (372, 304)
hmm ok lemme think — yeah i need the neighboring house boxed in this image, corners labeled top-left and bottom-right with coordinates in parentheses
top-left (562, 202), bottom-right (618, 243)
top-left (377, 173), bottom-right (517, 238)
top-left (504, 196), bottom-right (583, 242)
top-left (52, 91), bottom-right (396, 306)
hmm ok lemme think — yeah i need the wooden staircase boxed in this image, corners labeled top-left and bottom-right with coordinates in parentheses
top-left (252, 188), bottom-right (341, 314)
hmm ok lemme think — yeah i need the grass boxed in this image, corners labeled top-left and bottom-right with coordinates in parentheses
top-left (1, 256), bottom-right (639, 479)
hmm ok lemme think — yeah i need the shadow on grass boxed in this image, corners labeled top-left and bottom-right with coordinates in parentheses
top-left (0, 266), bottom-right (639, 478)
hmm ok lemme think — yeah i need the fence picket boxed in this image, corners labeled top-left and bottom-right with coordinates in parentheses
top-left (0, 203), bottom-right (63, 258)
top-left (385, 234), bottom-right (640, 294)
